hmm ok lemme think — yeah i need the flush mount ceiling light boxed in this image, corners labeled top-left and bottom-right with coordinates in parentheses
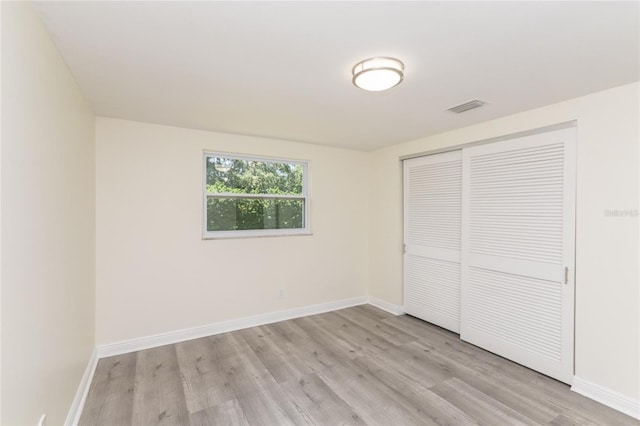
top-left (352, 57), bottom-right (404, 92)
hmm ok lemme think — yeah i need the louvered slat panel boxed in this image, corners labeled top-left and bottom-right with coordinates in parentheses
top-left (466, 267), bottom-right (562, 360)
top-left (468, 142), bottom-right (564, 265)
top-left (407, 158), bottom-right (462, 251)
top-left (405, 255), bottom-right (460, 332)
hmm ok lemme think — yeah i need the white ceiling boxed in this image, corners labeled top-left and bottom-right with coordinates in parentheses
top-left (33, 1), bottom-right (639, 151)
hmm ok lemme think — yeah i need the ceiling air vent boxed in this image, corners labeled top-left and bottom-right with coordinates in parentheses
top-left (448, 99), bottom-right (486, 113)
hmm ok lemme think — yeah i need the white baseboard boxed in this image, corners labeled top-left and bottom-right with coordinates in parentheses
top-left (65, 348), bottom-right (98, 426)
top-left (97, 296), bottom-right (368, 358)
top-left (367, 296), bottom-right (404, 316)
top-left (572, 376), bottom-right (639, 420)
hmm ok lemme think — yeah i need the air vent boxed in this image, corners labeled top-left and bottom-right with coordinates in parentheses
top-left (448, 99), bottom-right (486, 113)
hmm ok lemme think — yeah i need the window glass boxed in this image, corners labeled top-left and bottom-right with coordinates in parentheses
top-left (203, 153), bottom-right (309, 238)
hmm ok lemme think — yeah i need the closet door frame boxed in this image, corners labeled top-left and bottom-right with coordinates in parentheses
top-left (401, 121), bottom-right (576, 384)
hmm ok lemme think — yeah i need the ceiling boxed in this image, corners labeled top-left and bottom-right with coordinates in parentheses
top-left (33, 1), bottom-right (639, 151)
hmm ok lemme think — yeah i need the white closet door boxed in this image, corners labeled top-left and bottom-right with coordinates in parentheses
top-left (404, 150), bottom-right (462, 333)
top-left (461, 127), bottom-right (576, 384)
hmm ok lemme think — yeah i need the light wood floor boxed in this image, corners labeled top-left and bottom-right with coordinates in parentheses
top-left (80, 305), bottom-right (638, 425)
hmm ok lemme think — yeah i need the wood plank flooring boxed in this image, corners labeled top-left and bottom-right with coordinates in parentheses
top-left (80, 305), bottom-right (638, 425)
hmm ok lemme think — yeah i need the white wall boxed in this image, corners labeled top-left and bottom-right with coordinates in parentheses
top-left (369, 82), bottom-right (639, 401)
top-left (95, 118), bottom-right (369, 345)
top-left (1, 2), bottom-right (95, 425)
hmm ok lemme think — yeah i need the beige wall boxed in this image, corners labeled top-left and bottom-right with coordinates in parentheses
top-left (0, 4), bottom-right (3, 421)
top-left (0, 2), bottom-right (3, 419)
top-left (1, 2), bottom-right (96, 425)
top-left (95, 118), bottom-right (369, 345)
top-left (369, 82), bottom-right (640, 400)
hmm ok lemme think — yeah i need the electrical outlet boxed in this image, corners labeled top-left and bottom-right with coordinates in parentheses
top-left (278, 288), bottom-right (287, 299)
top-left (38, 414), bottom-right (46, 426)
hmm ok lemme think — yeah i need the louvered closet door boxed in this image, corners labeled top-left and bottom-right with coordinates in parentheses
top-left (404, 150), bottom-right (462, 333)
top-left (461, 127), bottom-right (576, 384)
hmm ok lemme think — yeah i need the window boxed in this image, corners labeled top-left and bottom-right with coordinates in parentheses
top-left (203, 152), bottom-right (310, 238)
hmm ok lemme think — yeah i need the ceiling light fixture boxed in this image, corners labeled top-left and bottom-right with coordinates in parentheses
top-left (352, 57), bottom-right (404, 92)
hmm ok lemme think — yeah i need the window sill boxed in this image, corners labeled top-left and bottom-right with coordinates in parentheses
top-left (202, 229), bottom-right (313, 240)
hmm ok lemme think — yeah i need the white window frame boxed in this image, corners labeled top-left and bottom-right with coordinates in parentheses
top-left (202, 151), bottom-right (311, 239)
